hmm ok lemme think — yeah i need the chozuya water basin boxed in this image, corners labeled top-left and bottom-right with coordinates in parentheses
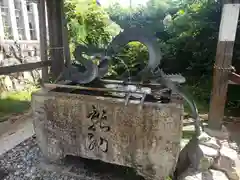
top-left (31, 82), bottom-right (184, 180)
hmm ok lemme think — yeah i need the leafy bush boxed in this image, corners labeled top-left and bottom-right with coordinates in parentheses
top-left (64, 0), bottom-right (113, 58)
top-left (63, 0), bottom-right (240, 112)
top-left (108, 41), bottom-right (149, 78)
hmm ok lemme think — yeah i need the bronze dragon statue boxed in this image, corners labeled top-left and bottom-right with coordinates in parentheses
top-left (60, 27), bottom-right (162, 84)
top-left (105, 28), bottom-right (162, 81)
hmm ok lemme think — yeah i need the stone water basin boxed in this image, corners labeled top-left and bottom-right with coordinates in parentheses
top-left (31, 83), bottom-right (184, 180)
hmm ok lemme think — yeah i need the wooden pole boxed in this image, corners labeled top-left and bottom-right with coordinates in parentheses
top-left (0, 60), bottom-right (51, 75)
top-left (60, 0), bottom-right (71, 67)
top-left (38, 0), bottom-right (48, 82)
top-left (208, 3), bottom-right (240, 130)
top-left (46, 0), bottom-right (65, 79)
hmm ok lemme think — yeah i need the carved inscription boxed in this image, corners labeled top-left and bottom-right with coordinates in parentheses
top-left (87, 105), bottom-right (110, 153)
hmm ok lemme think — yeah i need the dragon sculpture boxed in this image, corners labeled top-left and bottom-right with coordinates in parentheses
top-left (105, 28), bottom-right (162, 81)
top-left (61, 28), bottom-right (162, 84)
top-left (60, 27), bottom-right (201, 137)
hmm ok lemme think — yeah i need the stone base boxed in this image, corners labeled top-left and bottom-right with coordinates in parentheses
top-left (179, 168), bottom-right (229, 180)
top-left (32, 88), bottom-right (184, 180)
top-left (176, 130), bottom-right (240, 180)
top-left (204, 126), bottom-right (229, 140)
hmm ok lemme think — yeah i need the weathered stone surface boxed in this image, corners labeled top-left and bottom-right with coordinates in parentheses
top-left (199, 132), bottom-right (221, 150)
top-left (204, 126), bottom-right (229, 140)
top-left (177, 127), bottom-right (240, 180)
top-left (32, 88), bottom-right (184, 180)
top-left (213, 145), bottom-right (240, 180)
top-left (175, 130), bottom-right (223, 178)
top-left (175, 139), bottom-right (216, 178)
top-left (199, 145), bottom-right (219, 157)
top-left (228, 142), bottom-right (239, 152)
top-left (198, 156), bottom-right (214, 171)
top-left (179, 168), bottom-right (229, 180)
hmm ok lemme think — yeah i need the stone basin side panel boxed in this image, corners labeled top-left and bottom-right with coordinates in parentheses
top-left (31, 89), bottom-right (64, 162)
top-left (32, 91), bottom-right (184, 180)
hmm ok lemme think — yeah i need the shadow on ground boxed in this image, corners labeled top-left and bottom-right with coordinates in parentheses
top-left (64, 155), bottom-right (145, 180)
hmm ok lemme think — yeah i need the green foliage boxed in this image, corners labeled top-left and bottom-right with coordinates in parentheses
top-left (0, 89), bottom-right (37, 120)
top-left (64, 0), bottom-right (113, 57)
top-left (105, 0), bottom-right (225, 110)
top-left (164, 0), bottom-right (222, 75)
top-left (63, 0), bottom-right (240, 112)
top-left (105, 0), bottom-right (222, 76)
top-left (64, 0), bottom-right (222, 75)
top-left (109, 42), bottom-right (149, 78)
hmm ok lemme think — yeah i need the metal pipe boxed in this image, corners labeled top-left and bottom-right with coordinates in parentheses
top-left (44, 83), bottom-right (148, 95)
top-left (44, 82), bottom-right (169, 95)
top-left (100, 79), bottom-right (164, 87)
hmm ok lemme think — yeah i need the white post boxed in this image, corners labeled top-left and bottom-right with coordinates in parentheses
top-left (20, 0), bottom-right (30, 40)
top-left (208, 4), bottom-right (240, 130)
top-left (45, 0), bottom-right (49, 42)
top-left (31, 2), bottom-right (40, 40)
top-left (7, 0), bottom-right (19, 40)
top-left (60, 0), bottom-right (71, 66)
top-left (0, 7), bottom-right (5, 40)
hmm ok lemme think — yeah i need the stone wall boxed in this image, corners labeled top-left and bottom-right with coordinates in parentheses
top-left (0, 41), bottom-right (42, 92)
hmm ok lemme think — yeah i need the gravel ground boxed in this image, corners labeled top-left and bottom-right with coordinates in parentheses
top-left (0, 136), bottom-right (143, 180)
